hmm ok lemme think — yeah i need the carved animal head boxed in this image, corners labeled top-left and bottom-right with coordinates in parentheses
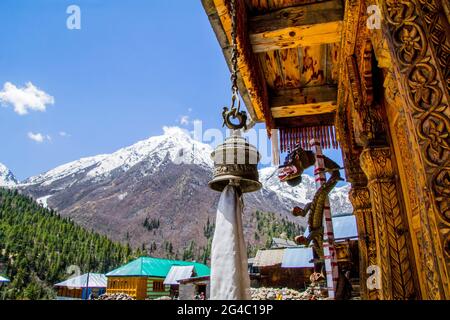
top-left (278, 145), bottom-right (315, 186)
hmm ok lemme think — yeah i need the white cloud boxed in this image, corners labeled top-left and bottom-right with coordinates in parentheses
top-left (28, 132), bottom-right (51, 143)
top-left (59, 131), bottom-right (70, 137)
top-left (179, 115), bottom-right (190, 125)
top-left (0, 82), bottom-right (55, 115)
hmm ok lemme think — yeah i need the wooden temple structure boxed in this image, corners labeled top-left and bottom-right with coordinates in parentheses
top-left (202, 0), bottom-right (450, 299)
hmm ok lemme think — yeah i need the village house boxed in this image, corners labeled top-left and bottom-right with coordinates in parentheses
top-left (251, 215), bottom-right (359, 290)
top-left (105, 257), bottom-right (210, 300)
top-left (54, 273), bottom-right (107, 300)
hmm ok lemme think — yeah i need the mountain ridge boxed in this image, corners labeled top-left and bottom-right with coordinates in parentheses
top-left (1, 127), bottom-right (352, 256)
top-left (2, 127), bottom-right (351, 215)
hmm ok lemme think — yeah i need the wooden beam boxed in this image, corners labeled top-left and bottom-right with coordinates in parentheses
top-left (272, 101), bottom-right (337, 118)
top-left (249, 1), bottom-right (344, 53)
top-left (271, 85), bottom-right (337, 106)
top-left (249, 1), bottom-right (344, 34)
top-left (274, 112), bottom-right (336, 128)
top-left (270, 85), bottom-right (337, 118)
top-left (251, 21), bottom-right (343, 53)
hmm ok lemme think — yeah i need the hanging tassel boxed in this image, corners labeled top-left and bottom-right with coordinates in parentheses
top-left (288, 128), bottom-right (291, 152)
top-left (286, 128), bottom-right (290, 153)
top-left (303, 127), bottom-right (307, 149)
top-left (308, 127), bottom-right (312, 148)
top-left (318, 126), bottom-right (323, 148)
top-left (326, 126), bottom-right (331, 149)
top-left (284, 128), bottom-right (288, 153)
top-left (300, 128), bottom-right (304, 149)
top-left (321, 126), bottom-right (326, 149)
top-left (330, 126), bottom-right (336, 149)
top-left (305, 127), bottom-right (309, 148)
top-left (291, 129), bottom-right (295, 151)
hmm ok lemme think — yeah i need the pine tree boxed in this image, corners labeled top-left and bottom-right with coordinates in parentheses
top-left (0, 188), bottom-right (137, 300)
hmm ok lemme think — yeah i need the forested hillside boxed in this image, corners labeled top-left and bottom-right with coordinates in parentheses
top-left (0, 187), bottom-right (304, 299)
top-left (0, 188), bottom-right (138, 299)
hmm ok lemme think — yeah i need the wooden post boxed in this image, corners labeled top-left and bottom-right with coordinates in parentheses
top-left (310, 138), bottom-right (339, 299)
top-left (360, 146), bottom-right (418, 299)
top-left (349, 185), bottom-right (379, 300)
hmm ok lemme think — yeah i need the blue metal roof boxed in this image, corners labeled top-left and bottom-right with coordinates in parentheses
top-left (106, 257), bottom-right (210, 278)
top-left (163, 265), bottom-right (194, 285)
top-left (333, 215), bottom-right (358, 240)
top-left (54, 273), bottom-right (107, 288)
top-left (303, 214), bottom-right (358, 240)
top-left (281, 247), bottom-right (314, 268)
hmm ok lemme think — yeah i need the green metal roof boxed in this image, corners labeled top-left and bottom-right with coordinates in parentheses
top-left (106, 257), bottom-right (210, 278)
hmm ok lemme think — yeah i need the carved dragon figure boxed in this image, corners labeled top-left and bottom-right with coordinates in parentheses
top-left (278, 145), bottom-right (343, 260)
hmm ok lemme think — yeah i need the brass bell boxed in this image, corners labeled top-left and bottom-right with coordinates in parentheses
top-left (209, 130), bottom-right (262, 193)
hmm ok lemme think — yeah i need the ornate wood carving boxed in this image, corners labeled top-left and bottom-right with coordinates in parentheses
top-left (360, 147), bottom-right (418, 299)
top-left (371, 9), bottom-right (448, 299)
top-left (392, 109), bottom-right (444, 299)
top-left (349, 185), bottom-right (379, 300)
top-left (380, 0), bottom-right (450, 298)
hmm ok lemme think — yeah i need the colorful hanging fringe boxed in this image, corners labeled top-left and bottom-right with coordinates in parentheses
top-left (279, 126), bottom-right (339, 152)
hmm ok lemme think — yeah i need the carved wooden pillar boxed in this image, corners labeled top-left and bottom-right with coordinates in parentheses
top-left (349, 185), bottom-right (379, 300)
top-left (360, 147), bottom-right (418, 299)
top-left (379, 0), bottom-right (450, 299)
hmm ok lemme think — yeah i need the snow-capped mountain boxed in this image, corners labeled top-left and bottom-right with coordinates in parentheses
top-left (23, 126), bottom-right (213, 187)
top-left (12, 126), bottom-right (351, 253)
top-left (0, 163), bottom-right (18, 188)
top-left (259, 167), bottom-right (352, 214)
top-left (19, 126), bottom-right (351, 215)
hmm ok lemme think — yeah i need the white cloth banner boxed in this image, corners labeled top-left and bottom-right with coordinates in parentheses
top-left (210, 185), bottom-right (250, 300)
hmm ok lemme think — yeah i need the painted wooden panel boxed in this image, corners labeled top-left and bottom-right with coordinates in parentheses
top-left (328, 42), bottom-right (340, 84)
top-left (257, 51), bottom-right (283, 89)
top-left (106, 276), bottom-right (148, 300)
top-left (278, 48), bottom-right (301, 88)
top-left (299, 45), bottom-right (326, 87)
top-left (146, 277), bottom-right (170, 300)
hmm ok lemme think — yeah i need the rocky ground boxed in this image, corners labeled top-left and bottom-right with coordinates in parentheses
top-left (96, 293), bottom-right (135, 300)
top-left (250, 286), bottom-right (328, 300)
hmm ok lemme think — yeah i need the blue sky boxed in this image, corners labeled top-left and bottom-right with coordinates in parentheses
top-left (0, 0), bottom-right (343, 181)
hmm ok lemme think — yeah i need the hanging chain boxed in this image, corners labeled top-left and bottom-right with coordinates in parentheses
top-left (230, 0), bottom-right (239, 110)
top-left (222, 0), bottom-right (247, 131)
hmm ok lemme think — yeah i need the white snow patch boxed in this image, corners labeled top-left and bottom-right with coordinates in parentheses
top-left (37, 195), bottom-right (52, 208)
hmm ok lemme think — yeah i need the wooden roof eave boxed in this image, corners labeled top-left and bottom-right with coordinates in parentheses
top-left (202, 0), bottom-right (275, 133)
top-left (203, 0), bottom-right (345, 150)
